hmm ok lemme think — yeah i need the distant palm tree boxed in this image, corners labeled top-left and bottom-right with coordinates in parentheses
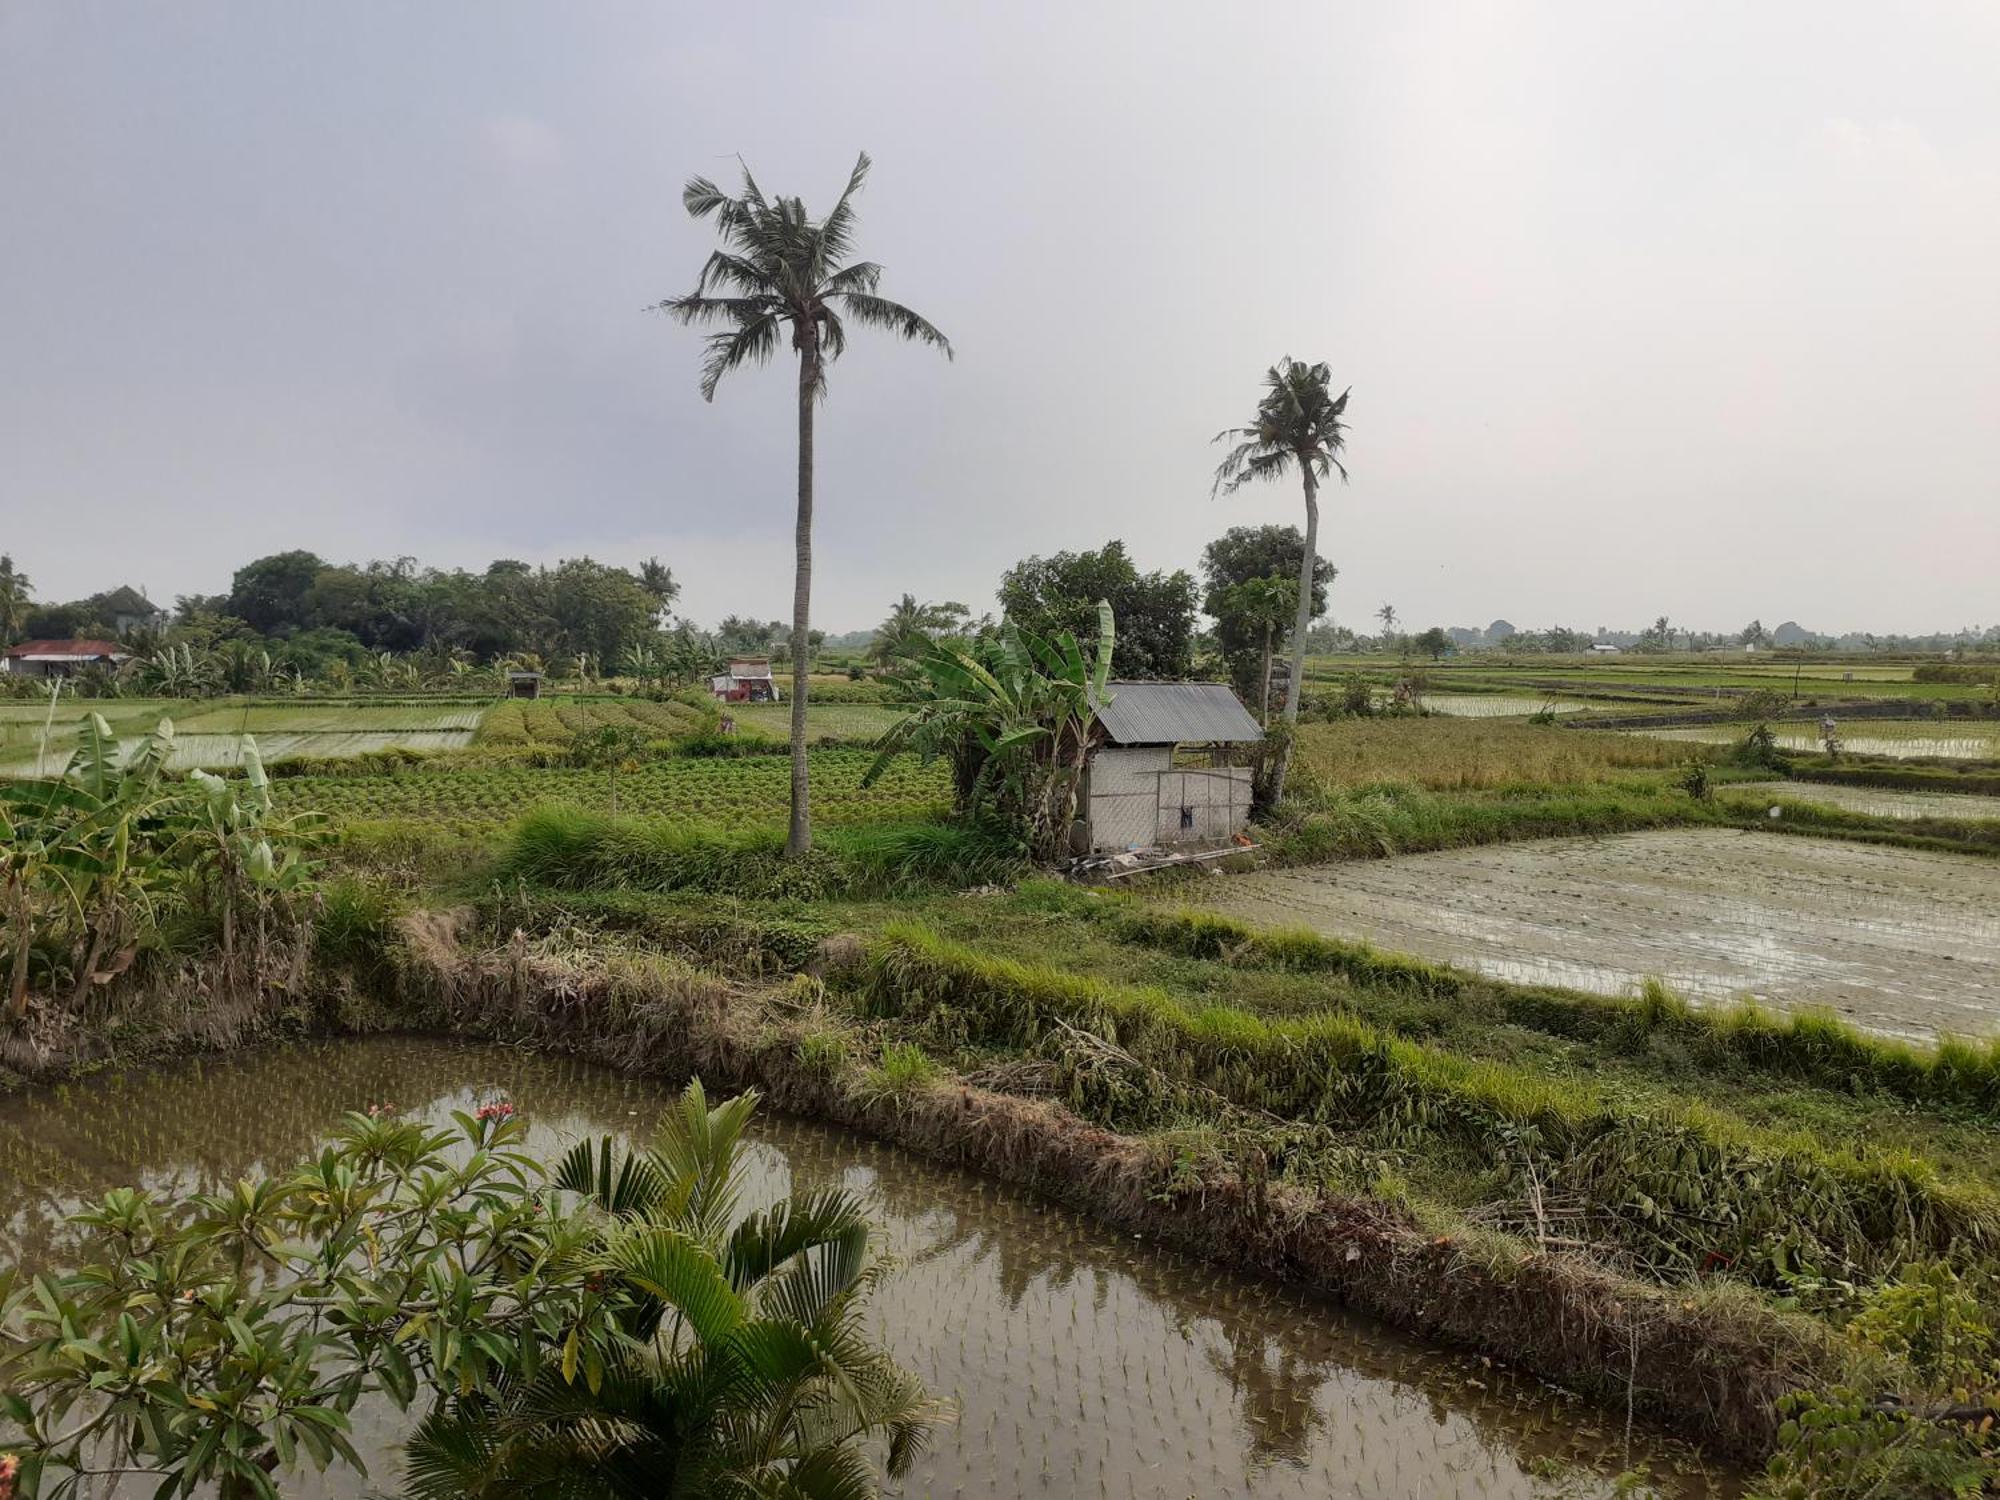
top-left (1376, 603), bottom-right (1396, 634)
top-left (0, 555), bottom-right (31, 645)
top-left (658, 152), bottom-right (951, 856)
top-left (1215, 575), bottom-right (1296, 724)
top-left (870, 593), bottom-right (969, 661)
top-left (637, 557), bottom-right (679, 624)
top-left (1213, 360), bottom-right (1351, 797)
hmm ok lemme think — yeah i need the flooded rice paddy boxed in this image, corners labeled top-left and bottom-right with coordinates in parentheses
top-left (1420, 695), bottom-right (1589, 718)
top-left (1731, 780), bottom-right (2000, 823)
top-left (0, 702), bottom-right (485, 776)
top-left (1639, 721), bottom-right (2000, 761)
top-left (1189, 829), bottom-right (2000, 1040)
top-left (0, 728), bottom-right (478, 776)
top-left (0, 1039), bottom-right (1737, 1498)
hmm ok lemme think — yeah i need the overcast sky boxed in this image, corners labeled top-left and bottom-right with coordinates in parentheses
top-left (4, 2), bottom-right (1996, 636)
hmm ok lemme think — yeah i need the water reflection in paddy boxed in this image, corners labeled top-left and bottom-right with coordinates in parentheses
top-left (0, 1039), bottom-right (1739, 1498)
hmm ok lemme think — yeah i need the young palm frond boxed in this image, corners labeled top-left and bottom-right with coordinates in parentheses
top-left (399, 1080), bottom-right (942, 1499)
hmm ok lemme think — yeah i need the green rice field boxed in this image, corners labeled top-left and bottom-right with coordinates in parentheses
top-left (730, 701), bottom-right (903, 741)
top-left (272, 746), bottom-right (950, 826)
top-left (0, 697), bottom-right (488, 775)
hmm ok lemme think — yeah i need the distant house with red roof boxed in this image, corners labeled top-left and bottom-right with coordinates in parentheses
top-left (1, 639), bottom-right (130, 680)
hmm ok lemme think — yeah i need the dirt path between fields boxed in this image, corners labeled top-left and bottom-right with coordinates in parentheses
top-left (1189, 829), bottom-right (2000, 1040)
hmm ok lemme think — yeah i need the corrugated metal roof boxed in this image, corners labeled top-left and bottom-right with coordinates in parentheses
top-left (2, 639), bottom-right (123, 659)
top-left (1092, 681), bottom-right (1263, 745)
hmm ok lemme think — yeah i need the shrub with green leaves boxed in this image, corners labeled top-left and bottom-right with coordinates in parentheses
top-left (0, 1081), bottom-right (939, 1499)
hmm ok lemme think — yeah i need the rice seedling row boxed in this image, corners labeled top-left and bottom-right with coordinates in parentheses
top-left (1641, 721), bottom-right (2000, 761)
top-left (276, 746), bottom-right (950, 826)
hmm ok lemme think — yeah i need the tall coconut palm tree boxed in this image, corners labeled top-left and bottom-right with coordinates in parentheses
top-left (1212, 360), bottom-right (1350, 798)
top-left (0, 555), bottom-right (32, 645)
top-left (658, 153), bottom-right (951, 855)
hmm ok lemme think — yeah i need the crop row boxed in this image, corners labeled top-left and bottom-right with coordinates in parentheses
top-left (273, 747), bottom-right (948, 826)
top-left (476, 697), bottom-right (707, 747)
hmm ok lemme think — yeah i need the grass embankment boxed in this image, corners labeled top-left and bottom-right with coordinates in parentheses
top-left (1784, 759), bottom-right (2000, 797)
top-left (1264, 719), bottom-right (2000, 862)
top-left (844, 921), bottom-right (1998, 1280)
top-left (374, 913), bottom-right (1827, 1458)
top-left (1716, 788), bottom-right (2000, 856)
top-left (1008, 888), bottom-right (2000, 1120)
top-left (497, 804), bottom-right (1022, 899)
top-left (479, 866), bottom-right (2000, 1266)
top-left (1301, 651), bottom-right (2000, 706)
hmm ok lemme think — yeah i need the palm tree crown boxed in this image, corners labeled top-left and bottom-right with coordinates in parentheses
top-left (656, 152), bottom-right (951, 399)
top-left (1211, 358), bottom-right (1350, 498)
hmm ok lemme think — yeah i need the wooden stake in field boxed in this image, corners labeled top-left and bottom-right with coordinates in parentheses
top-left (656, 152), bottom-right (951, 855)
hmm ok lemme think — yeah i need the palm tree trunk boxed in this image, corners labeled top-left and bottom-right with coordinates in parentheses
top-left (1270, 467), bottom-right (1319, 802)
top-left (786, 341), bottom-right (818, 857)
top-left (1272, 472), bottom-right (1320, 812)
top-left (1259, 623), bottom-right (1273, 726)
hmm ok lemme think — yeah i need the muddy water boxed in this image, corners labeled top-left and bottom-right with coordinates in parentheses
top-left (0, 1039), bottom-right (1737, 1498)
top-left (1422, 695), bottom-right (1589, 718)
top-left (1190, 829), bottom-right (2000, 1040)
top-left (1640, 723), bottom-right (2000, 760)
top-left (1730, 780), bottom-right (2000, 823)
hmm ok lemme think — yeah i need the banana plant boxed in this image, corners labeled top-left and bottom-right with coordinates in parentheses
top-left (136, 641), bottom-right (222, 698)
top-left (185, 738), bottom-right (326, 963)
top-left (0, 714), bottom-right (181, 1016)
top-left (867, 600), bottom-right (1114, 861)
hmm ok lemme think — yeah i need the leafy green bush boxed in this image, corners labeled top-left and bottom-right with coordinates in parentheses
top-left (0, 1083), bottom-right (937, 1498)
top-left (1759, 1264), bottom-right (1999, 1498)
top-left (314, 876), bottom-right (398, 974)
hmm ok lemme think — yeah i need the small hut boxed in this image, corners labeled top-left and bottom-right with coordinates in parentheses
top-left (710, 656), bottom-right (779, 703)
top-left (506, 670), bottom-right (544, 699)
top-left (1079, 682), bottom-right (1263, 854)
top-left (1, 639), bottom-right (129, 680)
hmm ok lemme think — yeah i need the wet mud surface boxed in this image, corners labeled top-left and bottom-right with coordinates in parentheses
top-left (1191, 829), bottom-right (2000, 1039)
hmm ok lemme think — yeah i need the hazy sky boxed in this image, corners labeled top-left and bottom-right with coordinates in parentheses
top-left (4, 2), bottom-right (1996, 636)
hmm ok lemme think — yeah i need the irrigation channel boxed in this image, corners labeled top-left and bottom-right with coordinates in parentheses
top-left (0, 1039), bottom-right (1741, 1498)
top-left (1189, 828), bottom-right (2000, 1040)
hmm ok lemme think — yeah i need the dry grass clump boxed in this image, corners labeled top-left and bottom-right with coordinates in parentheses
top-left (1292, 717), bottom-right (1703, 791)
